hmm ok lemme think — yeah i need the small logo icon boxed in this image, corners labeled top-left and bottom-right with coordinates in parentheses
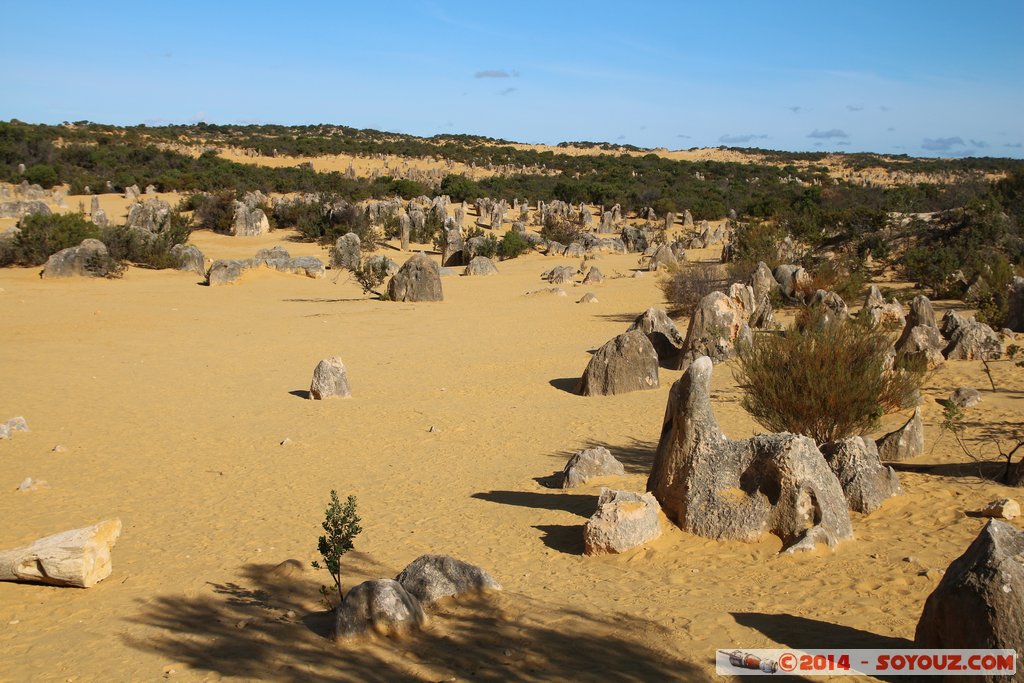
top-left (729, 650), bottom-right (778, 674)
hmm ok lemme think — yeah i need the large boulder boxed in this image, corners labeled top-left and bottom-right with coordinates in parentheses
top-left (876, 408), bottom-right (925, 462)
top-left (895, 325), bottom-right (946, 370)
top-left (562, 446), bottom-right (625, 488)
top-left (862, 285), bottom-right (906, 328)
top-left (941, 311), bottom-right (1002, 361)
top-left (125, 199), bottom-right (171, 234)
top-left (231, 202), bottom-right (270, 236)
top-left (0, 200), bottom-right (51, 219)
top-left (820, 437), bottom-right (901, 514)
top-left (41, 239), bottom-right (111, 278)
top-left (915, 520), bottom-right (1024, 655)
top-left (395, 555), bottom-right (500, 606)
top-left (647, 357), bottom-right (854, 552)
top-left (170, 244), bottom-right (205, 276)
top-left (627, 307), bottom-right (685, 369)
top-left (463, 256), bottom-right (498, 276)
top-left (675, 284), bottom-right (754, 371)
top-left (332, 232), bottom-right (361, 271)
top-left (387, 253), bottom-right (443, 302)
top-left (206, 259), bottom-right (248, 286)
top-left (441, 221), bottom-right (465, 267)
top-left (334, 579), bottom-right (426, 638)
top-left (647, 243), bottom-right (681, 271)
top-left (584, 488), bottom-right (663, 555)
top-left (577, 330), bottom-right (659, 397)
top-left (309, 357), bottom-right (351, 399)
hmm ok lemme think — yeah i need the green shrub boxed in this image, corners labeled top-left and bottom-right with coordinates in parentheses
top-left (100, 211), bottom-right (192, 269)
top-left (311, 491), bottom-right (362, 610)
top-left (725, 218), bottom-right (788, 281)
top-left (734, 313), bottom-right (925, 444)
top-left (23, 164), bottom-right (59, 188)
top-left (539, 215), bottom-right (584, 245)
top-left (659, 262), bottom-right (728, 315)
top-left (499, 230), bottom-right (530, 260)
top-left (184, 191), bottom-right (236, 234)
top-left (1, 212), bottom-right (100, 266)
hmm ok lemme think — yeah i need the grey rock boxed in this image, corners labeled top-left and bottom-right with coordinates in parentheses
top-left (577, 330), bottom-right (660, 397)
top-left (620, 226), bottom-right (651, 253)
top-left (309, 357), bottom-right (351, 399)
top-left (363, 255), bottom-right (399, 275)
top-left (544, 266), bottom-right (576, 285)
top-left (0, 200), bottom-right (51, 219)
top-left (125, 199), bottom-right (171, 234)
top-left (876, 408), bottom-right (925, 462)
top-left (463, 256), bottom-right (498, 276)
top-left (907, 294), bottom-right (938, 330)
top-left (773, 264), bottom-right (810, 302)
top-left (628, 307), bottom-right (685, 369)
top-left (577, 293), bottom-right (599, 304)
top-left (915, 520), bottom-right (1024, 655)
top-left (41, 239), bottom-right (111, 278)
top-left (395, 555), bottom-right (500, 605)
top-left (1007, 276), bottom-right (1024, 332)
top-left (124, 184), bottom-right (140, 200)
top-left (676, 285), bottom-right (754, 371)
top-left (749, 261), bottom-right (779, 303)
top-left (896, 325), bottom-right (946, 370)
top-left (562, 446), bottom-right (625, 488)
top-left (647, 243), bottom-right (680, 271)
top-left (584, 488), bottom-right (662, 555)
top-left (387, 253), bottom-right (443, 302)
top-left (862, 285), bottom-right (906, 328)
top-left (442, 221), bottom-right (465, 267)
top-left (949, 387), bottom-right (981, 409)
top-left (334, 579), bottom-right (426, 638)
top-left (647, 356), bottom-right (854, 552)
top-left (821, 436), bottom-right (902, 513)
top-left (170, 244), bottom-right (205, 276)
top-left (332, 233), bottom-right (361, 271)
top-left (206, 259), bottom-right (248, 286)
top-left (582, 267), bottom-right (603, 284)
top-left (810, 289), bottom-right (849, 320)
top-left (941, 311), bottom-right (1002, 361)
top-left (231, 202), bottom-right (270, 237)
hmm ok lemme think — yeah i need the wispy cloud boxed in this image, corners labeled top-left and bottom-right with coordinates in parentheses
top-left (887, 127), bottom-right (896, 132)
top-left (846, 105), bottom-right (864, 112)
top-left (474, 69), bottom-right (514, 78)
top-left (616, 135), bottom-right (626, 140)
top-left (787, 106), bottom-right (802, 114)
top-left (718, 133), bottom-right (768, 144)
top-left (676, 134), bottom-right (692, 139)
top-left (808, 129), bottom-right (849, 139)
top-left (969, 139), bottom-right (989, 148)
top-left (921, 136), bottom-right (964, 151)
top-left (1006, 142), bottom-right (1023, 148)
top-left (498, 87), bottom-right (517, 96)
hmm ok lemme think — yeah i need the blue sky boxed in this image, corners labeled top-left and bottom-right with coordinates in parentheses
top-left (4, 1), bottom-right (1022, 158)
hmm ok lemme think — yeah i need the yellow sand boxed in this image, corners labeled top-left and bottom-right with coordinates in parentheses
top-left (0, 227), bottom-right (1022, 682)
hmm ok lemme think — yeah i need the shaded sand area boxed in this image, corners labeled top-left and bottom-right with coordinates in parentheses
top-left (1, 233), bottom-right (1022, 681)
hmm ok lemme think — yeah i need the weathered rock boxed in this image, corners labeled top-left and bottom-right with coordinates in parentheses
top-left (231, 202), bottom-right (270, 237)
top-left (876, 409), bottom-right (925, 462)
top-left (773, 264), bottom-right (811, 302)
top-left (907, 294), bottom-right (938, 329)
top-left (526, 287), bottom-right (567, 297)
top-left (124, 184), bottom-right (140, 200)
top-left (170, 244), bottom-right (205, 276)
top-left (647, 243), bottom-right (680, 271)
top-left (821, 437), bottom-right (901, 514)
top-left (544, 266), bottom-right (576, 285)
top-left (749, 261), bottom-right (779, 303)
top-left (895, 325), bottom-right (946, 370)
top-left (949, 387), bottom-right (982, 409)
top-left (387, 253), bottom-right (443, 302)
top-left (620, 226), bottom-right (651, 253)
top-left (1007, 276), bottom-right (1024, 332)
top-left (362, 255), bottom-right (399, 275)
top-left (675, 285), bottom-right (754, 371)
top-left (647, 357), bottom-right (854, 552)
top-left (442, 221), bottom-right (465, 267)
top-left (125, 199), bottom-right (171, 233)
top-left (395, 555), bottom-right (500, 605)
top-left (0, 200), bottom-right (51, 219)
top-left (276, 256), bottom-right (325, 279)
top-left (577, 293), bottom-right (599, 304)
top-left (915, 520), bottom-right (1024, 654)
top-left (584, 489), bottom-right (662, 555)
top-left (810, 289), bottom-right (849, 321)
top-left (332, 233), bottom-right (361, 271)
top-left (309, 357), bottom-right (351, 399)
top-left (577, 330), bottom-right (659, 397)
top-left (861, 285), bottom-right (906, 328)
top-left (582, 267), bottom-right (604, 284)
top-left (334, 579), bottom-right (426, 638)
top-left (627, 307), bottom-right (685, 368)
top-left (399, 213), bottom-right (411, 251)
top-left (562, 446), bottom-right (625, 488)
top-left (41, 239), bottom-right (111, 278)
top-left (978, 499), bottom-right (1020, 520)
top-left (940, 311), bottom-right (1002, 361)
top-left (463, 256), bottom-right (498, 276)
top-left (206, 259), bottom-right (248, 286)
top-left (0, 519), bottom-right (122, 587)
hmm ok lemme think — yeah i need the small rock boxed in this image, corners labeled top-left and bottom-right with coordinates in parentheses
top-left (949, 387), bottom-right (981, 409)
top-left (903, 556), bottom-right (915, 563)
top-left (16, 477), bottom-right (49, 492)
top-left (309, 356), bottom-right (352, 400)
top-left (395, 554), bottom-right (501, 605)
top-left (52, 445), bottom-right (67, 453)
top-left (562, 446), bottom-right (625, 488)
top-left (279, 438), bottom-right (292, 446)
top-left (584, 488), bottom-right (662, 555)
top-left (428, 425), bottom-right (440, 433)
top-left (577, 293), bottom-right (599, 304)
top-left (978, 498), bottom-right (1021, 520)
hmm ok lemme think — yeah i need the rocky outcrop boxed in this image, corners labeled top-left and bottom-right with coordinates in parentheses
top-left (584, 489), bottom-right (662, 555)
top-left (125, 199), bottom-right (171, 234)
top-left (1007, 276), bottom-right (1024, 332)
top-left (940, 311), bottom-right (1002, 361)
top-left (577, 330), bottom-right (659, 397)
top-left (821, 437), bottom-right (901, 514)
top-left (332, 233), bottom-right (361, 271)
top-left (0, 200), bottom-right (51, 219)
top-left (334, 579), bottom-right (426, 638)
top-left (876, 408), bottom-right (925, 462)
top-left (206, 248), bottom-right (324, 285)
top-left (309, 357), bottom-right (351, 399)
top-left (627, 307), bottom-right (685, 369)
top-left (0, 519), bottom-right (122, 587)
top-left (463, 256), bottom-right (498, 276)
top-left (395, 555), bottom-right (500, 605)
top-left (562, 446), bottom-right (625, 488)
top-left (41, 239), bottom-right (111, 278)
top-left (675, 284), bottom-right (754, 371)
top-left (387, 252), bottom-right (443, 302)
top-left (170, 244), bottom-right (206, 276)
top-left (647, 357), bottom-right (854, 552)
top-left (915, 520), bottom-right (1024, 654)
top-left (231, 202), bottom-right (270, 237)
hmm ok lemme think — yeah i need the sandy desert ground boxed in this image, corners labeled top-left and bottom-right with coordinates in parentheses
top-left (1, 194), bottom-right (1022, 682)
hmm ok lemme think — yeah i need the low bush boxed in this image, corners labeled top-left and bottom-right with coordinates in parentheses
top-left (183, 191), bottom-right (236, 234)
top-left (499, 230), bottom-right (530, 260)
top-left (539, 215), bottom-right (585, 245)
top-left (734, 312), bottom-right (925, 444)
top-left (100, 211), bottom-right (192, 270)
top-left (659, 262), bottom-right (728, 314)
top-left (0, 212), bottom-right (100, 266)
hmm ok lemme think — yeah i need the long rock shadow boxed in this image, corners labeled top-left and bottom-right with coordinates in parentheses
top-left (543, 438), bottom-right (658, 477)
top-left (122, 561), bottom-right (709, 682)
top-left (732, 611), bottom-right (913, 649)
top-left (535, 524), bottom-right (585, 555)
top-left (549, 377), bottom-right (580, 394)
top-left (471, 490), bottom-right (597, 518)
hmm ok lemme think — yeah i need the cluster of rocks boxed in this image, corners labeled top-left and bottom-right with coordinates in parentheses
top-left (232, 192), bottom-right (271, 236)
top-left (40, 239), bottom-right (111, 278)
top-left (125, 198), bottom-right (172, 234)
top-left (0, 200), bottom-right (51, 219)
top-left (890, 294), bottom-right (1003, 365)
top-left (647, 357), bottom-right (903, 552)
top-left (334, 554), bottom-right (500, 638)
top-left (0, 416), bottom-right (28, 440)
top-left (207, 246), bottom-right (325, 286)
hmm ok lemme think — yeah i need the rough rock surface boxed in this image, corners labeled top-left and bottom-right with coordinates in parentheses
top-left (231, 202), bottom-right (270, 237)
top-left (577, 293), bottom-right (598, 304)
top-left (170, 244), bottom-right (206, 276)
top-left (125, 199), bottom-right (171, 234)
top-left (941, 311), bottom-right (1002, 361)
top-left (309, 357), bottom-right (351, 399)
top-left (41, 239), bottom-right (110, 278)
top-left (627, 307), bottom-right (685, 369)
top-left (821, 437), bottom-right (902, 513)
top-left (332, 233), bottom-right (361, 271)
top-left (395, 555), bottom-right (500, 605)
top-left (675, 285), bottom-right (754, 371)
top-left (463, 256), bottom-right (498, 276)
top-left (387, 253), bottom-right (444, 302)
top-left (0, 200), bottom-right (51, 219)
top-left (577, 330), bottom-right (659, 397)
top-left (562, 446), bottom-right (625, 488)
top-left (647, 357), bottom-right (854, 552)
top-left (915, 520), bottom-right (1024, 653)
top-left (876, 409), bottom-right (925, 462)
top-left (1007, 276), bottom-right (1024, 332)
top-left (334, 579), bottom-right (426, 638)
top-left (583, 489), bottom-right (662, 555)
top-left (582, 267), bottom-right (604, 284)
top-left (0, 519), bottom-right (122, 587)
top-left (749, 261), bottom-right (779, 303)
top-left (949, 387), bottom-right (982, 409)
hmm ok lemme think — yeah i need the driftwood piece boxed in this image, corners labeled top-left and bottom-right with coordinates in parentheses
top-left (0, 519), bottom-right (122, 587)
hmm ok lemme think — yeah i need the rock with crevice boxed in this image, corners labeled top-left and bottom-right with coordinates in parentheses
top-left (387, 253), bottom-right (444, 302)
top-left (627, 307), bottom-right (685, 369)
top-left (821, 437), bottom-right (901, 513)
top-left (562, 446), bottom-right (625, 488)
top-left (675, 285), bottom-right (754, 371)
top-left (0, 519), bottom-right (122, 587)
top-left (584, 488), bottom-right (663, 555)
top-left (334, 579), bottom-right (426, 638)
top-left (395, 555), bottom-right (500, 605)
top-left (940, 311), bottom-right (1002, 361)
top-left (647, 356), bottom-right (854, 552)
top-left (876, 408), bottom-right (925, 462)
top-left (577, 330), bottom-right (659, 397)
